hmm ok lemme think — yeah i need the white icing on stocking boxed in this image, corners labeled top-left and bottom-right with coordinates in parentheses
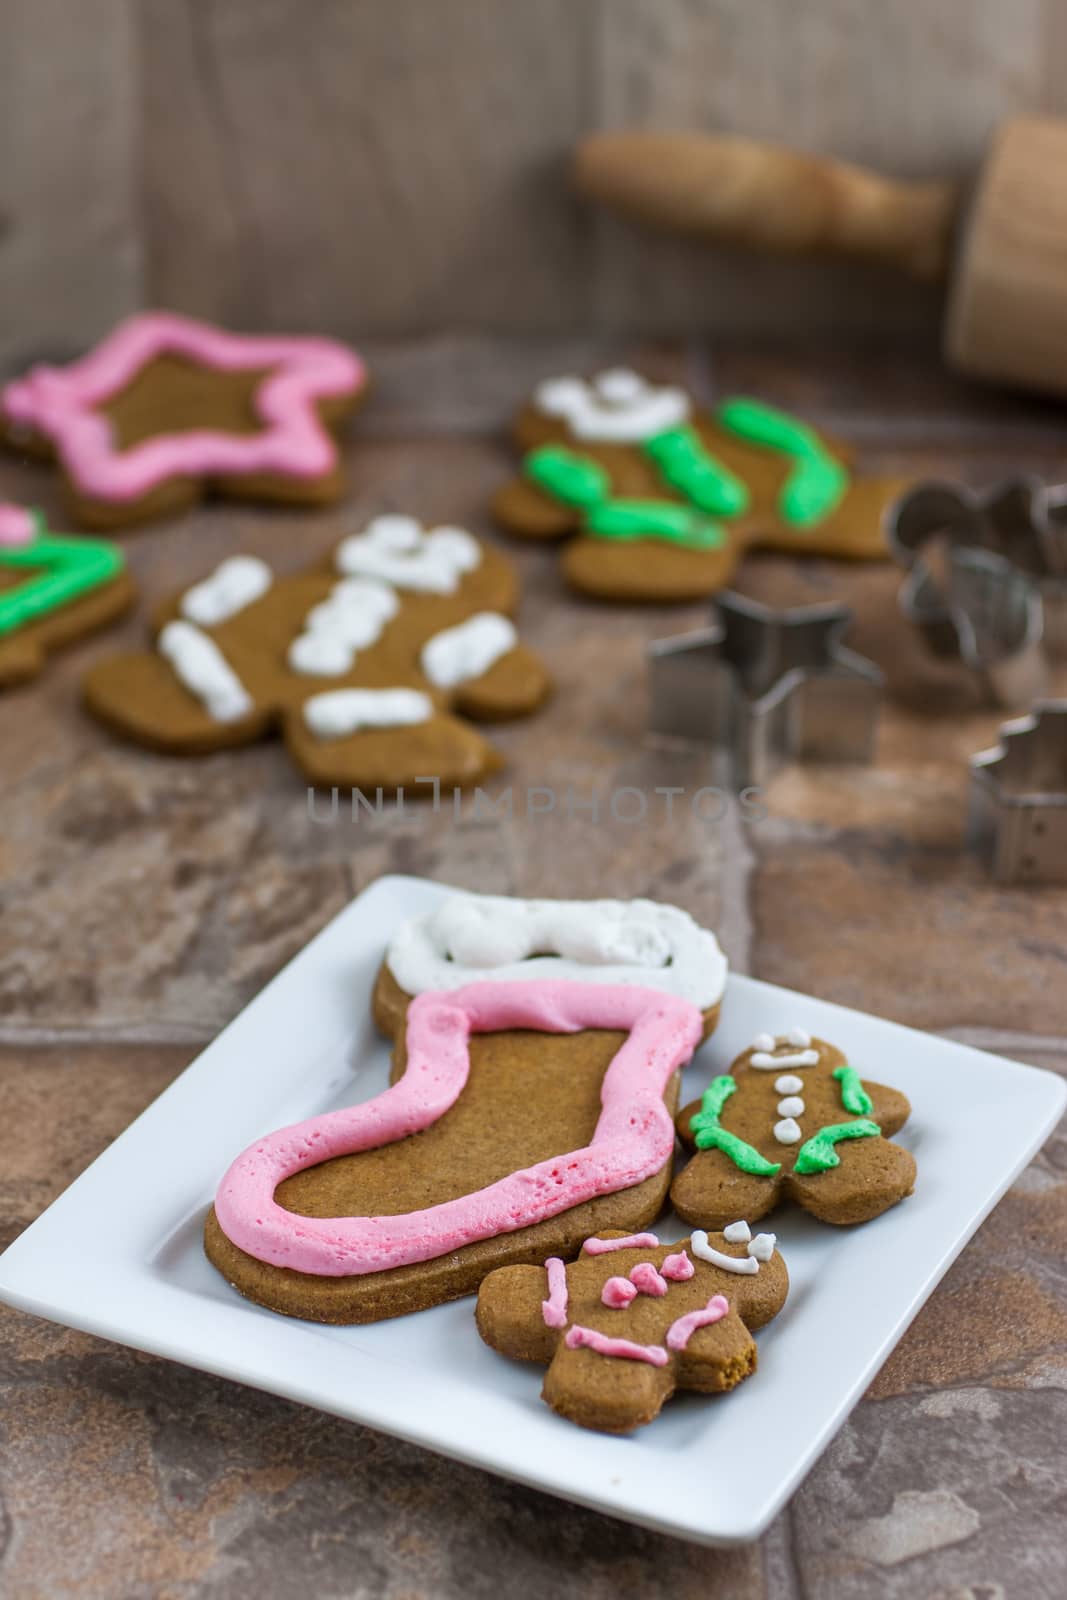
top-left (385, 892), bottom-right (727, 1005)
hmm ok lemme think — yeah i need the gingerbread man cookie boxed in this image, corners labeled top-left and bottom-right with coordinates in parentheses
top-left (0, 503), bottom-right (134, 689)
top-left (204, 893), bottom-right (727, 1323)
top-left (1, 312), bottom-right (367, 528)
top-left (672, 1026), bottom-right (916, 1228)
top-left (83, 515), bottom-right (551, 791)
top-left (476, 1225), bottom-right (788, 1432)
top-left (492, 368), bottom-right (909, 602)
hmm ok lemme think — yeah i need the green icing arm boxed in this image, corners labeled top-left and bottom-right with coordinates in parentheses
top-left (690, 1074), bottom-right (782, 1177)
top-left (793, 1119), bottom-right (881, 1176)
top-left (0, 520), bottom-right (125, 640)
top-left (832, 1065), bottom-right (874, 1117)
top-left (584, 498), bottom-right (726, 549)
top-left (524, 445), bottom-right (610, 510)
top-left (715, 396), bottom-right (849, 528)
top-left (643, 425), bottom-right (750, 518)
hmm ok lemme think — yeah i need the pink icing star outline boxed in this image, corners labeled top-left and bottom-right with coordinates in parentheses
top-left (0, 504), bottom-right (36, 547)
top-left (1, 311), bottom-right (367, 502)
top-left (214, 979), bottom-right (702, 1277)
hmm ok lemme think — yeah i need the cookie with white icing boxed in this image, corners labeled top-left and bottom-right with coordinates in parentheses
top-left (672, 1028), bottom-right (915, 1228)
top-left (476, 1225), bottom-right (788, 1433)
top-left (203, 892), bottom-right (727, 1323)
top-left (491, 368), bottom-right (909, 602)
top-left (82, 517), bottom-right (550, 790)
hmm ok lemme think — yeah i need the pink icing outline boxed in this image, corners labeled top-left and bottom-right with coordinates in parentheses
top-left (662, 1250), bottom-right (695, 1281)
top-left (601, 1276), bottom-right (638, 1309)
top-left (628, 1261), bottom-right (668, 1297)
top-left (665, 1293), bottom-right (730, 1352)
top-left (214, 980), bottom-right (702, 1277)
top-left (541, 1257), bottom-right (568, 1328)
top-left (582, 1232), bottom-right (660, 1256)
top-left (1, 311), bottom-right (366, 502)
top-left (565, 1325), bottom-right (668, 1368)
top-left (0, 504), bottom-right (35, 547)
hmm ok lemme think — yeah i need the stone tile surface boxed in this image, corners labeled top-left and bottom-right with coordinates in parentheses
top-left (3, 343), bottom-right (1066, 1596)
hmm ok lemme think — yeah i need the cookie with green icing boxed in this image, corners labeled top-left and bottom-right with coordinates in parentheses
top-left (0, 504), bottom-right (134, 689)
top-left (491, 369), bottom-right (909, 602)
top-left (672, 1026), bottom-right (915, 1227)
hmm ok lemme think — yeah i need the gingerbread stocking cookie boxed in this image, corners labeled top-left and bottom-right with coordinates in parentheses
top-left (1, 311), bottom-right (367, 528)
top-left (204, 892), bottom-right (727, 1323)
top-left (672, 1026), bottom-right (916, 1228)
top-left (0, 503), bottom-right (134, 689)
top-left (477, 1225), bottom-right (788, 1432)
top-left (492, 369), bottom-right (908, 602)
top-left (83, 515), bottom-right (551, 791)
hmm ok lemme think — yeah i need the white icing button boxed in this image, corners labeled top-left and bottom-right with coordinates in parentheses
top-left (773, 1117), bottom-right (802, 1145)
top-left (775, 1074), bottom-right (804, 1095)
top-left (747, 1233), bottom-right (776, 1263)
top-left (776, 1096), bottom-right (805, 1118)
top-left (752, 1032), bottom-right (776, 1053)
top-left (784, 1026), bottom-right (812, 1047)
top-left (723, 1220), bottom-right (751, 1244)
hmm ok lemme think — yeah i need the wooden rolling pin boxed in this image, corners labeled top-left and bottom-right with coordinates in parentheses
top-left (574, 119), bottom-right (1067, 399)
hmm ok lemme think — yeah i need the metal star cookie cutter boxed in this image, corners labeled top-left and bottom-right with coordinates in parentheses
top-left (647, 590), bottom-right (884, 787)
top-left (968, 701), bottom-right (1067, 885)
top-left (886, 476), bottom-right (1067, 706)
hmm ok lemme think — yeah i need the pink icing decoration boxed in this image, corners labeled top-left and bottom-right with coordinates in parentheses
top-left (665, 1294), bottom-right (730, 1352)
top-left (541, 1257), bottom-right (568, 1328)
top-left (0, 311), bottom-right (366, 502)
top-left (565, 1325), bottom-right (668, 1368)
top-left (601, 1276), bottom-right (638, 1309)
top-left (662, 1250), bottom-right (695, 1281)
top-left (582, 1232), bottom-right (660, 1255)
top-left (0, 504), bottom-right (35, 547)
top-left (215, 980), bottom-right (702, 1276)
top-left (628, 1261), bottom-right (669, 1297)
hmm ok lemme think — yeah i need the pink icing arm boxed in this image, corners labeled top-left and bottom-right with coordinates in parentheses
top-left (541, 1257), bottom-right (568, 1328)
top-left (665, 1294), bottom-right (730, 1352)
top-left (582, 1232), bottom-right (660, 1256)
top-left (565, 1325), bottom-right (668, 1368)
top-left (0, 311), bottom-right (366, 501)
top-left (661, 1250), bottom-right (695, 1281)
top-left (601, 1276), bottom-right (638, 1309)
top-left (214, 980), bottom-right (702, 1277)
top-left (628, 1261), bottom-right (668, 1297)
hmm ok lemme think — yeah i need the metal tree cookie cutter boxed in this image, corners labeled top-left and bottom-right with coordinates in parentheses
top-left (887, 476), bottom-right (1067, 706)
top-left (968, 701), bottom-right (1067, 885)
top-left (647, 590), bottom-right (884, 787)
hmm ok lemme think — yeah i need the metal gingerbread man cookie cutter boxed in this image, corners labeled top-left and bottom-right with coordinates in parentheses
top-left (647, 590), bottom-right (883, 787)
top-left (968, 701), bottom-right (1067, 885)
top-left (886, 476), bottom-right (1067, 707)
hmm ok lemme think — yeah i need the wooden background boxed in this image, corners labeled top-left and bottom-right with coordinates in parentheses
top-left (4, 0), bottom-right (1067, 366)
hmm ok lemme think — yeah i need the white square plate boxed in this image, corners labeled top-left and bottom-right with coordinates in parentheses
top-left (1, 874), bottom-right (1063, 1546)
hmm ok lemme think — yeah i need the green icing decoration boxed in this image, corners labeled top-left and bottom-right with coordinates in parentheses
top-left (584, 498), bottom-right (725, 549)
top-left (642, 425), bottom-right (749, 518)
top-left (524, 445), bottom-right (610, 510)
top-left (793, 1119), bottom-right (881, 1176)
top-left (833, 1064), bottom-right (873, 1117)
top-left (0, 513), bottom-right (124, 639)
top-left (715, 396), bottom-right (849, 528)
top-left (690, 1074), bottom-right (782, 1177)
